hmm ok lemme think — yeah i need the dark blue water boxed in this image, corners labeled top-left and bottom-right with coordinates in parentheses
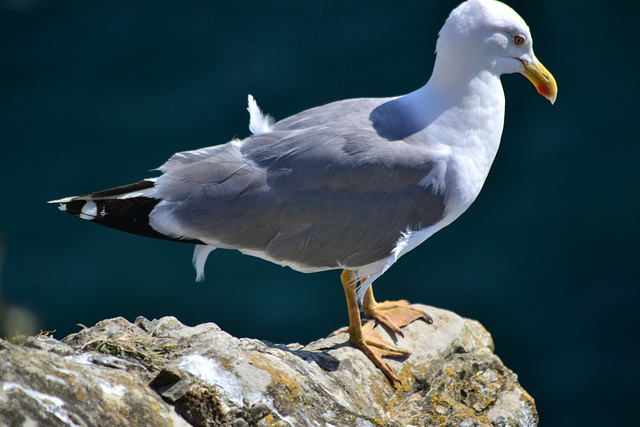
top-left (1, 1), bottom-right (637, 425)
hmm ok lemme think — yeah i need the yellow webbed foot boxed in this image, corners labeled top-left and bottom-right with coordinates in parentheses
top-left (348, 321), bottom-right (409, 384)
top-left (341, 270), bottom-right (423, 385)
top-left (361, 283), bottom-right (432, 336)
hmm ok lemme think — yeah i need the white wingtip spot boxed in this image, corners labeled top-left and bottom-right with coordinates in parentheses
top-left (48, 196), bottom-right (75, 204)
top-left (247, 94), bottom-right (274, 135)
top-left (79, 201), bottom-right (98, 220)
top-left (192, 245), bottom-right (216, 282)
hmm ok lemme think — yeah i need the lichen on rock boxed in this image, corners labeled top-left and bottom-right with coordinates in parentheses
top-left (0, 305), bottom-right (537, 426)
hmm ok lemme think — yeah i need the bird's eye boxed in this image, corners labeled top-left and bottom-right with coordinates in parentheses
top-left (514, 35), bottom-right (525, 45)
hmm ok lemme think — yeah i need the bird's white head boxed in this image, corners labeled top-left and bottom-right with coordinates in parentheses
top-left (434, 0), bottom-right (557, 103)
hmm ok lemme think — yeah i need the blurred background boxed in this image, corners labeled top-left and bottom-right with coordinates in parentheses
top-left (1, 0), bottom-right (637, 425)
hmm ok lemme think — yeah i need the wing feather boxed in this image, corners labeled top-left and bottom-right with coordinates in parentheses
top-left (150, 97), bottom-right (449, 270)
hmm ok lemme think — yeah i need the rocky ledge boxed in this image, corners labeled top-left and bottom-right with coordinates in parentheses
top-left (0, 305), bottom-right (537, 426)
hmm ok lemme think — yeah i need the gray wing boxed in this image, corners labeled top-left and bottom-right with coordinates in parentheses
top-left (151, 98), bottom-right (448, 270)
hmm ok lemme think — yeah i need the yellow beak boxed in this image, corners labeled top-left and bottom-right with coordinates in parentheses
top-left (519, 59), bottom-right (558, 104)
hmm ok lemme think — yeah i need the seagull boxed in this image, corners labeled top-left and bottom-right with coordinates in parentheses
top-left (51, 0), bottom-right (556, 384)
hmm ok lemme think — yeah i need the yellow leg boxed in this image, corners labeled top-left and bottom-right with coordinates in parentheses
top-left (341, 270), bottom-right (409, 384)
top-left (361, 281), bottom-right (432, 336)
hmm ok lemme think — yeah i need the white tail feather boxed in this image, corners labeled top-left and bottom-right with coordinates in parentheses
top-left (192, 245), bottom-right (216, 281)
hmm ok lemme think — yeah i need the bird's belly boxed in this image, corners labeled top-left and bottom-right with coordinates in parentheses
top-left (236, 246), bottom-right (341, 273)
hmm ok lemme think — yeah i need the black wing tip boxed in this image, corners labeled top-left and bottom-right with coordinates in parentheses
top-left (90, 179), bottom-right (155, 198)
top-left (50, 180), bottom-right (203, 245)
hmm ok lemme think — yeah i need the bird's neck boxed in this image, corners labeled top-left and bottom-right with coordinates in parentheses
top-left (399, 62), bottom-right (506, 150)
top-left (396, 63), bottom-right (507, 213)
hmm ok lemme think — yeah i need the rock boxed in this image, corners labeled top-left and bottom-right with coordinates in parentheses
top-left (0, 305), bottom-right (538, 426)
